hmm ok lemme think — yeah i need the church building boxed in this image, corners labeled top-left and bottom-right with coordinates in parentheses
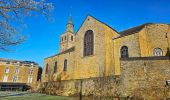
top-left (42, 15), bottom-right (170, 82)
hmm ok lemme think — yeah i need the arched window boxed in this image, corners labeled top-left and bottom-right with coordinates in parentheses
top-left (65, 36), bottom-right (67, 40)
top-left (63, 59), bottom-right (67, 71)
top-left (121, 46), bottom-right (129, 58)
top-left (154, 48), bottom-right (163, 56)
top-left (71, 36), bottom-right (73, 41)
top-left (45, 63), bottom-right (49, 74)
top-left (84, 30), bottom-right (94, 56)
top-left (61, 37), bottom-right (63, 42)
top-left (54, 61), bottom-right (57, 73)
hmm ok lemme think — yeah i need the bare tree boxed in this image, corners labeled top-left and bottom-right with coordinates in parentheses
top-left (0, 0), bottom-right (53, 51)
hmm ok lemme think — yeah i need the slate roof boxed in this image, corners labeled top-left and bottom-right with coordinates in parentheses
top-left (113, 23), bottom-right (153, 39)
top-left (45, 47), bottom-right (75, 59)
top-left (0, 58), bottom-right (38, 65)
top-left (58, 46), bottom-right (75, 55)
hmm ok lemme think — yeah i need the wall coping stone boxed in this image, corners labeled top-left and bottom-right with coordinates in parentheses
top-left (120, 56), bottom-right (170, 61)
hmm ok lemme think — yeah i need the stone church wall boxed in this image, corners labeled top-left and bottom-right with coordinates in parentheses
top-left (40, 76), bottom-right (120, 98)
top-left (113, 32), bottom-right (141, 75)
top-left (42, 49), bottom-right (75, 82)
top-left (73, 16), bottom-right (120, 79)
top-left (40, 57), bottom-right (170, 99)
top-left (119, 57), bottom-right (170, 99)
top-left (138, 24), bottom-right (170, 57)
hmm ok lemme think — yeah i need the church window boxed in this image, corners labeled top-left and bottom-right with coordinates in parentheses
top-left (62, 37), bottom-right (63, 42)
top-left (84, 30), bottom-right (94, 56)
top-left (154, 48), bottom-right (163, 56)
top-left (121, 46), bottom-right (129, 58)
top-left (54, 61), bottom-right (57, 73)
top-left (63, 59), bottom-right (67, 71)
top-left (71, 36), bottom-right (73, 41)
top-left (65, 36), bottom-right (67, 40)
top-left (45, 63), bottom-right (49, 74)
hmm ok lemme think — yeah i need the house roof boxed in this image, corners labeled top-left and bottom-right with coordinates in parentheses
top-left (0, 58), bottom-right (38, 65)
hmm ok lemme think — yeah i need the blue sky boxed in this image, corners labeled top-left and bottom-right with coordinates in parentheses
top-left (0, 0), bottom-right (170, 67)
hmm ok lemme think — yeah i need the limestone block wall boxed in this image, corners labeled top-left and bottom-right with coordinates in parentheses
top-left (113, 24), bottom-right (170, 75)
top-left (42, 49), bottom-right (75, 82)
top-left (42, 16), bottom-right (119, 81)
top-left (120, 57), bottom-right (170, 99)
top-left (74, 16), bottom-right (119, 79)
top-left (41, 76), bottom-right (119, 98)
top-left (74, 16), bottom-right (106, 79)
top-left (41, 57), bottom-right (170, 99)
top-left (139, 24), bottom-right (170, 57)
top-left (113, 33), bottom-right (141, 75)
top-left (60, 32), bottom-right (75, 52)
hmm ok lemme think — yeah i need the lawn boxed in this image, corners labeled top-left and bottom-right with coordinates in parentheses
top-left (0, 93), bottom-right (75, 100)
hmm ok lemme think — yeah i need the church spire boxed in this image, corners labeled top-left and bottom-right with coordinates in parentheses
top-left (68, 16), bottom-right (73, 24)
top-left (66, 16), bottom-right (74, 33)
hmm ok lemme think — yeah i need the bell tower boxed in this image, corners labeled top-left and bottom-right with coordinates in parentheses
top-left (60, 16), bottom-right (75, 52)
